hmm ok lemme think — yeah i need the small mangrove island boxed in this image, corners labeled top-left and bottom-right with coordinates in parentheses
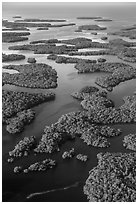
top-left (8, 136), bottom-right (37, 162)
top-left (2, 53), bottom-right (25, 62)
top-left (2, 63), bottom-right (58, 89)
top-left (62, 148), bottom-right (75, 159)
top-left (78, 24), bottom-right (107, 31)
top-left (27, 57), bottom-right (36, 63)
top-left (15, 18), bottom-right (66, 22)
top-left (77, 17), bottom-right (102, 20)
top-left (2, 5), bottom-right (136, 202)
top-left (76, 154), bottom-right (88, 162)
top-left (2, 31), bottom-right (30, 43)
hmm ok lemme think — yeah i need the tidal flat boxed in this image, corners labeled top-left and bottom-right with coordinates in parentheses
top-left (2, 3), bottom-right (136, 202)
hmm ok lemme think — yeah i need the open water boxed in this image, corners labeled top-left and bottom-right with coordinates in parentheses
top-left (2, 2), bottom-right (136, 202)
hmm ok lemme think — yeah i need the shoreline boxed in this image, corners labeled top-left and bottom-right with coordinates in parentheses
top-left (2, 10), bottom-right (136, 202)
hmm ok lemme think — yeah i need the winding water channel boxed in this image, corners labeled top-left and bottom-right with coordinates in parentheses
top-left (2, 11), bottom-right (136, 201)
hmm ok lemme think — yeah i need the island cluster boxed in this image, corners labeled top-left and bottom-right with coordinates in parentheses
top-left (2, 15), bottom-right (136, 202)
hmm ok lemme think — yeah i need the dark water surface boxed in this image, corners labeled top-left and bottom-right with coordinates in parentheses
top-left (3, 122), bottom-right (135, 202)
top-left (2, 2), bottom-right (136, 202)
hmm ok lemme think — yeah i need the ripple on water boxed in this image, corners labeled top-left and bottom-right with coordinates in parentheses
top-left (2, 14), bottom-right (136, 202)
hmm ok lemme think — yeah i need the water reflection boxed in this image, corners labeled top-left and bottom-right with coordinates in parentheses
top-left (2, 13), bottom-right (136, 202)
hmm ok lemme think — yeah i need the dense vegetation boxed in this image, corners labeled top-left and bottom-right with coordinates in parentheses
top-left (13, 158), bottom-right (56, 174)
top-left (84, 152), bottom-right (136, 202)
top-left (101, 36), bottom-right (108, 40)
top-left (47, 54), bottom-right (97, 64)
top-left (13, 16), bottom-right (22, 18)
top-left (3, 36), bottom-right (28, 43)
top-left (2, 19), bottom-right (75, 29)
top-left (77, 17), bottom-right (102, 20)
top-left (2, 31), bottom-right (30, 42)
top-left (8, 38), bottom-right (135, 63)
top-left (23, 159), bottom-right (56, 173)
top-left (118, 47), bottom-right (136, 63)
top-left (9, 44), bottom-right (78, 54)
top-left (3, 32), bottom-right (30, 36)
top-left (3, 16), bottom-right (136, 202)
top-left (76, 154), bottom-right (88, 162)
top-left (27, 57), bottom-right (36, 63)
top-left (74, 62), bottom-right (135, 91)
top-left (123, 134), bottom-right (136, 151)
top-left (15, 18), bottom-right (66, 22)
top-left (3, 90), bottom-right (55, 121)
top-left (2, 27), bottom-right (29, 31)
top-left (78, 24), bottom-right (107, 31)
top-left (2, 53), bottom-right (25, 62)
top-left (34, 88), bottom-right (123, 154)
top-left (74, 62), bottom-right (130, 73)
top-left (95, 65), bottom-right (136, 91)
top-left (37, 27), bottom-right (49, 30)
top-left (2, 63), bottom-right (58, 89)
top-left (95, 19), bottom-right (112, 22)
top-left (3, 90), bottom-right (55, 133)
top-left (62, 148), bottom-right (75, 159)
top-left (8, 136), bottom-right (37, 162)
top-left (71, 86), bottom-right (106, 100)
top-left (6, 109), bottom-right (35, 134)
top-left (33, 88), bottom-right (135, 154)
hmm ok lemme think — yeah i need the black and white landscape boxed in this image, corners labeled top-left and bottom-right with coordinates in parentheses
top-left (2, 2), bottom-right (136, 202)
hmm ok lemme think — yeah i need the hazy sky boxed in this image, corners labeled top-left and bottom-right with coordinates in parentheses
top-left (2, 2), bottom-right (136, 21)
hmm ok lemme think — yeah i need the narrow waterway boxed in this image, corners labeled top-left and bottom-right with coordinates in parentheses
top-left (2, 9), bottom-right (136, 201)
